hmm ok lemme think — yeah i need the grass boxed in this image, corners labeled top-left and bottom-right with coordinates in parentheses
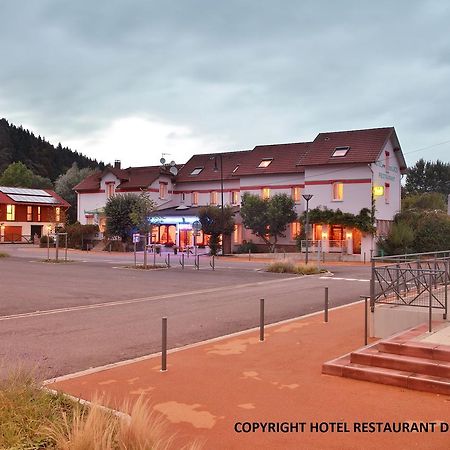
top-left (266, 261), bottom-right (325, 275)
top-left (0, 251), bottom-right (10, 257)
top-left (0, 371), bottom-right (201, 449)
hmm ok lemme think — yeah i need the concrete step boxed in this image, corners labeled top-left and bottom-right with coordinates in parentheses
top-left (350, 348), bottom-right (450, 378)
top-left (377, 341), bottom-right (450, 363)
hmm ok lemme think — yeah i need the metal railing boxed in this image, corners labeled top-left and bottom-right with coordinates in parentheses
top-left (0, 234), bottom-right (33, 244)
top-left (300, 239), bottom-right (346, 253)
top-left (371, 251), bottom-right (449, 318)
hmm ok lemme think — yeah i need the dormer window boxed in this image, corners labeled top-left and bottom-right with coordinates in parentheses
top-left (190, 167), bottom-right (203, 176)
top-left (258, 158), bottom-right (273, 168)
top-left (106, 182), bottom-right (115, 198)
top-left (332, 146), bottom-right (350, 157)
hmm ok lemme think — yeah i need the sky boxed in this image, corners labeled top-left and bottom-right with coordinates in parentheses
top-left (1, 0), bottom-right (450, 168)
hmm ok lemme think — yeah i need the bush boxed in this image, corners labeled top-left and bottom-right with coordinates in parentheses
top-left (266, 261), bottom-right (323, 275)
top-left (0, 252), bottom-right (10, 257)
top-left (39, 235), bottom-right (54, 248)
top-left (414, 212), bottom-right (450, 252)
top-left (236, 240), bottom-right (260, 254)
top-left (377, 221), bottom-right (415, 255)
top-left (62, 222), bottom-right (100, 249)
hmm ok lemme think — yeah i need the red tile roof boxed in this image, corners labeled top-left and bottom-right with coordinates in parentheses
top-left (235, 142), bottom-right (310, 176)
top-left (74, 166), bottom-right (172, 191)
top-left (298, 127), bottom-right (401, 167)
top-left (175, 150), bottom-right (252, 182)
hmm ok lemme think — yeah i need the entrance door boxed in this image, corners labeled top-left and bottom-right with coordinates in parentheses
top-left (352, 229), bottom-right (362, 254)
top-left (31, 225), bottom-right (43, 238)
top-left (329, 225), bottom-right (343, 251)
top-left (179, 230), bottom-right (193, 249)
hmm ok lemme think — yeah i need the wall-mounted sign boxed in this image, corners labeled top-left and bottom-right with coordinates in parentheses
top-left (373, 185), bottom-right (384, 196)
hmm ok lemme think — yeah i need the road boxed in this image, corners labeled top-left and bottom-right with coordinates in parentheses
top-left (0, 247), bottom-right (370, 379)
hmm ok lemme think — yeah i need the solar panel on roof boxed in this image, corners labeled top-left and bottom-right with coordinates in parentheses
top-left (0, 186), bottom-right (51, 196)
top-left (7, 194), bottom-right (58, 204)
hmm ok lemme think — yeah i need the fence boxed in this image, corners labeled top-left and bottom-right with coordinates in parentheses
top-left (0, 234), bottom-right (33, 244)
top-left (299, 239), bottom-right (346, 253)
top-left (371, 250), bottom-right (449, 319)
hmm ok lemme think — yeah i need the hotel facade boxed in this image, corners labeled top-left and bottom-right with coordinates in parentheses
top-left (74, 127), bottom-right (406, 260)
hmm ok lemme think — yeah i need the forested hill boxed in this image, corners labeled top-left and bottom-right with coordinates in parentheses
top-left (0, 118), bottom-right (103, 181)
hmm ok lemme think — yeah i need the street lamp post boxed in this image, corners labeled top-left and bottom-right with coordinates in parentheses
top-left (302, 194), bottom-right (313, 264)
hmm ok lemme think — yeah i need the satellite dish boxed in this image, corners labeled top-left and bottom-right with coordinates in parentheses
top-left (160, 157), bottom-right (166, 165)
top-left (170, 160), bottom-right (176, 166)
top-left (170, 166), bottom-right (178, 175)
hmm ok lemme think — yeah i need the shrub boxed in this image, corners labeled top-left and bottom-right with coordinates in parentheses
top-left (414, 212), bottom-right (450, 252)
top-left (39, 235), bottom-right (54, 248)
top-left (266, 261), bottom-right (322, 275)
top-left (377, 221), bottom-right (415, 255)
top-left (62, 222), bottom-right (100, 249)
top-left (236, 240), bottom-right (260, 254)
top-left (0, 252), bottom-right (9, 257)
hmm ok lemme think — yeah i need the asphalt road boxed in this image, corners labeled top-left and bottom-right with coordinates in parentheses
top-left (0, 249), bottom-right (370, 379)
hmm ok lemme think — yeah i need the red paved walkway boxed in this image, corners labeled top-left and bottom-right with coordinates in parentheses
top-left (49, 303), bottom-right (450, 449)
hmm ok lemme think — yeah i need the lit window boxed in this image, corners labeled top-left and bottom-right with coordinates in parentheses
top-left (106, 182), bottom-right (115, 198)
top-left (86, 216), bottom-right (94, 225)
top-left (258, 158), bottom-right (273, 168)
top-left (231, 191), bottom-right (239, 205)
top-left (27, 206), bottom-right (32, 221)
top-left (190, 167), bottom-right (203, 176)
top-left (232, 165), bottom-right (240, 173)
top-left (291, 222), bottom-right (301, 239)
top-left (261, 188), bottom-right (270, 200)
top-left (6, 204), bottom-right (15, 221)
top-left (331, 146), bottom-right (350, 157)
top-left (210, 191), bottom-right (218, 205)
top-left (55, 207), bottom-right (61, 222)
top-left (192, 192), bottom-right (199, 205)
top-left (332, 182), bottom-right (344, 201)
top-left (291, 186), bottom-right (301, 203)
top-left (159, 182), bottom-right (167, 199)
top-left (233, 224), bottom-right (242, 244)
top-left (385, 183), bottom-right (390, 204)
top-left (37, 207), bottom-right (41, 221)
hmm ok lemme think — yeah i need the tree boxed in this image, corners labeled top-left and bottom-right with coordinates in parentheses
top-left (105, 194), bottom-right (141, 243)
top-left (240, 193), bottom-right (297, 253)
top-left (55, 163), bottom-right (96, 223)
top-left (414, 212), bottom-right (450, 252)
top-left (0, 161), bottom-right (53, 188)
top-left (404, 159), bottom-right (450, 197)
top-left (129, 192), bottom-right (158, 235)
top-left (401, 192), bottom-right (446, 211)
top-left (378, 221), bottom-right (415, 255)
top-left (198, 205), bottom-right (235, 255)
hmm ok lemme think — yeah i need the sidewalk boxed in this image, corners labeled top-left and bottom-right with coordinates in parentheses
top-left (48, 303), bottom-right (450, 449)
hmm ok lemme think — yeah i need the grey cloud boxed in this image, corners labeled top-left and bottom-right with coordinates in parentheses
top-left (0, 0), bottom-right (449, 164)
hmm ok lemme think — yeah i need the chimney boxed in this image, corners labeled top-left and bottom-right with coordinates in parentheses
top-left (114, 160), bottom-right (121, 169)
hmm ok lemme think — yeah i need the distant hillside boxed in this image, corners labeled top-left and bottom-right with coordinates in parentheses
top-left (0, 118), bottom-right (103, 181)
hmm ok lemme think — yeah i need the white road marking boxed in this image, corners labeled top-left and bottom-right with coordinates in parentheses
top-left (320, 276), bottom-right (370, 282)
top-left (44, 299), bottom-right (365, 384)
top-left (0, 276), bottom-right (307, 322)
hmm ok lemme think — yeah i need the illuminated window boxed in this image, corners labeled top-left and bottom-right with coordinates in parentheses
top-left (37, 207), bottom-right (41, 221)
top-left (190, 167), bottom-right (203, 176)
top-left (210, 191), bottom-right (218, 205)
top-left (159, 182), bottom-right (167, 199)
top-left (191, 192), bottom-right (199, 205)
top-left (55, 207), bottom-right (61, 222)
top-left (258, 158), bottom-right (273, 168)
top-left (86, 216), bottom-right (94, 225)
top-left (233, 224), bottom-right (242, 244)
top-left (331, 146), bottom-right (350, 157)
top-left (231, 191), bottom-right (239, 205)
top-left (385, 183), bottom-right (390, 204)
top-left (291, 222), bottom-right (301, 239)
top-left (291, 186), bottom-right (301, 203)
top-left (332, 182), bottom-right (344, 201)
top-left (27, 206), bottom-right (33, 221)
top-left (6, 204), bottom-right (15, 221)
top-left (106, 182), bottom-right (115, 198)
top-left (261, 188), bottom-right (270, 200)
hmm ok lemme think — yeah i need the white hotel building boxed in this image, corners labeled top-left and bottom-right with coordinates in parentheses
top-left (74, 127), bottom-right (406, 260)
